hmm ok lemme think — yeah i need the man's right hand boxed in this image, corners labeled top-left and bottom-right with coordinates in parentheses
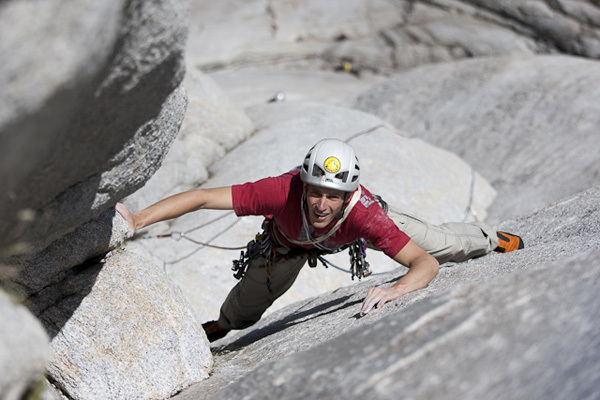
top-left (115, 203), bottom-right (137, 238)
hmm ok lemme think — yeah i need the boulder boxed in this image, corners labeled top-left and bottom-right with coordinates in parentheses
top-left (0, 0), bottom-right (189, 253)
top-left (4, 208), bottom-right (129, 300)
top-left (354, 55), bottom-right (600, 223)
top-left (0, 290), bottom-right (49, 400)
top-left (39, 251), bottom-right (212, 400)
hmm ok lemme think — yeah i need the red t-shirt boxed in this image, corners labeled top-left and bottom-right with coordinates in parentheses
top-left (231, 170), bottom-right (410, 258)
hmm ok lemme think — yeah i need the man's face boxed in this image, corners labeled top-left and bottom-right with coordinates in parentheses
top-left (304, 184), bottom-right (347, 229)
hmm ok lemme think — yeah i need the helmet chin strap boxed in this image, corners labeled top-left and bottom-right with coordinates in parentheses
top-left (339, 192), bottom-right (352, 219)
top-left (300, 191), bottom-right (336, 251)
top-left (299, 186), bottom-right (361, 251)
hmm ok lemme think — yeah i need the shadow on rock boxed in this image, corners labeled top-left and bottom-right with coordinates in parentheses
top-left (218, 295), bottom-right (361, 351)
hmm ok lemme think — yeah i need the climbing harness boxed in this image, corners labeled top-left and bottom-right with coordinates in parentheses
top-left (230, 229), bottom-right (279, 293)
top-left (231, 231), bottom-right (271, 280)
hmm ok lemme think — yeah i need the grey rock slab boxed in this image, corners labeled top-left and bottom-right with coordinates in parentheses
top-left (186, 0), bottom-right (405, 70)
top-left (210, 251), bottom-right (600, 400)
top-left (0, 290), bottom-right (49, 400)
top-left (176, 185), bottom-right (600, 400)
top-left (380, 2), bottom-right (537, 71)
top-left (461, 0), bottom-right (600, 57)
top-left (354, 54), bottom-right (600, 223)
top-left (209, 67), bottom-right (386, 109)
top-left (186, 0), bottom-right (600, 76)
top-left (41, 250), bottom-right (212, 400)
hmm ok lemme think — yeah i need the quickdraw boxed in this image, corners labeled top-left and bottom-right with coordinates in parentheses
top-left (231, 231), bottom-right (272, 280)
top-left (348, 238), bottom-right (372, 280)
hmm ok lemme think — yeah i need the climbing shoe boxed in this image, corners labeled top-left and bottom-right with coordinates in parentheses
top-left (202, 320), bottom-right (230, 342)
top-left (494, 231), bottom-right (524, 253)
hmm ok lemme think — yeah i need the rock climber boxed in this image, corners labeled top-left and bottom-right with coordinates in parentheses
top-left (116, 138), bottom-right (523, 342)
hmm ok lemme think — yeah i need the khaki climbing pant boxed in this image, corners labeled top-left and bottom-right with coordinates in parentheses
top-left (386, 206), bottom-right (499, 265)
top-left (218, 209), bottom-right (500, 330)
top-left (218, 249), bottom-right (309, 330)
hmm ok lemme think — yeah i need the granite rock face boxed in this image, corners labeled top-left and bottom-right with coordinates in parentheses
top-left (187, 0), bottom-right (600, 74)
top-left (0, 1), bottom-right (207, 399)
top-left (353, 55), bottom-right (600, 223)
top-left (210, 251), bottom-right (600, 400)
top-left (0, 0), bottom-right (189, 253)
top-left (126, 102), bottom-right (497, 323)
top-left (0, 291), bottom-right (49, 400)
top-left (124, 68), bottom-right (255, 212)
top-left (1, 0), bottom-right (600, 399)
top-left (42, 251), bottom-right (212, 400)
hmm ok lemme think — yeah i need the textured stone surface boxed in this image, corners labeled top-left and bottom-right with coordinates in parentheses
top-left (0, 0), bottom-right (189, 252)
top-left (354, 55), bottom-right (600, 223)
top-left (210, 252), bottom-right (600, 400)
top-left (0, 291), bottom-right (49, 400)
top-left (41, 251), bottom-right (212, 400)
top-left (5, 208), bottom-right (129, 299)
top-left (187, 0), bottom-right (600, 75)
top-left (124, 68), bottom-right (254, 211)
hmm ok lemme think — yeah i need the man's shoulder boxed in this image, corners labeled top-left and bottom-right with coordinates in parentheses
top-left (348, 186), bottom-right (391, 228)
top-left (355, 185), bottom-right (380, 210)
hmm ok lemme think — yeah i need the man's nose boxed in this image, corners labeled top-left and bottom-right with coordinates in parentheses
top-left (316, 196), bottom-right (327, 209)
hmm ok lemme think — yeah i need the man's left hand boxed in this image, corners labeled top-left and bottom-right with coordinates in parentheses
top-left (360, 286), bottom-right (403, 316)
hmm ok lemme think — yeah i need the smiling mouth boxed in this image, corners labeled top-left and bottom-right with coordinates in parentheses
top-left (313, 210), bottom-right (328, 220)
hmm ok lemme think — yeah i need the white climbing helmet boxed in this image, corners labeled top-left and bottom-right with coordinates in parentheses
top-left (300, 138), bottom-right (360, 192)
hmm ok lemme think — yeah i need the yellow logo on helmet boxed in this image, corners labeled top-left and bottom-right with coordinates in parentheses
top-left (324, 157), bottom-right (341, 173)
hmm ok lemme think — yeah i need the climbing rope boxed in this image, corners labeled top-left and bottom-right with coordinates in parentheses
top-left (316, 255), bottom-right (387, 277)
top-left (142, 211), bottom-right (246, 251)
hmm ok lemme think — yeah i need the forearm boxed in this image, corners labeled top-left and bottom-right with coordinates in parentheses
top-left (134, 187), bottom-right (233, 230)
top-left (390, 254), bottom-right (439, 297)
top-left (360, 241), bottom-right (439, 315)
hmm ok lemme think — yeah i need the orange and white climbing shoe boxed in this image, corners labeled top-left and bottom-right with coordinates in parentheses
top-left (494, 231), bottom-right (525, 253)
top-left (202, 320), bottom-right (230, 342)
